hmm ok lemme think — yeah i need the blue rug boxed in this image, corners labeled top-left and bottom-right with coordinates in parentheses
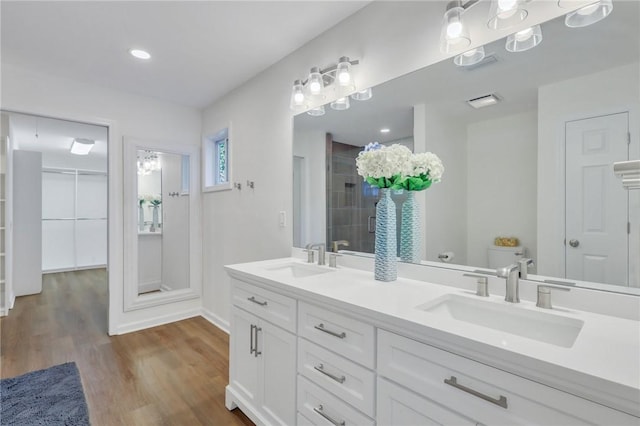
top-left (1, 362), bottom-right (90, 425)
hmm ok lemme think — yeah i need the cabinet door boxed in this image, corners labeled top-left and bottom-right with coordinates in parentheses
top-left (229, 307), bottom-right (259, 407)
top-left (259, 321), bottom-right (297, 426)
top-left (378, 377), bottom-right (476, 426)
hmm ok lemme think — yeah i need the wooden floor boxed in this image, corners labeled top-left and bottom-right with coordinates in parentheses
top-left (0, 269), bottom-right (253, 426)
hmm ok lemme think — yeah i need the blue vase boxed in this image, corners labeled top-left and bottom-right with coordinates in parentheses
top-left (375, 188), bottom-right (397, 281)
top-left (400, 191), bottom-right (421, 263)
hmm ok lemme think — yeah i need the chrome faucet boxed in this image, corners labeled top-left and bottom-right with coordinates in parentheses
top-left (331, 240), bottom-right (350, 253)
top-left (306, 243), bottom-right (326, 266)
top-left (497, 263), bottom-right (520, 303)
top-left (518, 258), bottom-right (534, 279)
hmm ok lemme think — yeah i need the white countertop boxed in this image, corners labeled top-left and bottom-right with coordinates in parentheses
top-left (225, 257), bottom-right (640, 417)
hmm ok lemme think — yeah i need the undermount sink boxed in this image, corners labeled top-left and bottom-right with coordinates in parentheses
top-left (265, 262), bottom-right (335, 278)
top-left (417, 294), bottom-right (584, 348)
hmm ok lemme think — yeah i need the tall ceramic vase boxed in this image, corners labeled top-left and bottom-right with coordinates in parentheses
top-left (375, 188), bottom-right (397, 281)
top-left (152, 205), bottom-right (159, 230)
top-left (138, 205), bottom-right (145, 231)
top-left (400, 191), bottom-right (421, 263)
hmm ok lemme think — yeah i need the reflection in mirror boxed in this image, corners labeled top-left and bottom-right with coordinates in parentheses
top-left (293, 3), bottom-right (639, 291)
top-left (136, 150), bottom-right (189, 296)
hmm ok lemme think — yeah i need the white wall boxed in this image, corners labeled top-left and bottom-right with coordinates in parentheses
top-left (467, 111), bottom-right (538, 268)
top-left (200, 1), bottom-right (570, 328)
top-left (537, 62), bottom-right (640, 279)
top-left (292, 129), bottom-right (326, 248)
top-left (421, 105), bottom-right (468, 265)
top-left (1, 63), bottom-right (202, 334)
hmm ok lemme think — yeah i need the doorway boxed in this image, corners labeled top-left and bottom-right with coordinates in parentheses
top-left (1, 111), bottom-right (109, 326)
top-left (565, 112), bottom-right (635, 286)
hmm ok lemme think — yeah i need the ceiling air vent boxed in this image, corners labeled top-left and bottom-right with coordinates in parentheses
top-left (467, 94), bottom-right (501, 109)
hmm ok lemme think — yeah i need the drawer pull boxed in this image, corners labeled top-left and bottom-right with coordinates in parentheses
top-left (314, 363), bottom-right (346, 384)
top-left (314, 323), bottom-right (346, 339)
top-left (250, 324), bottom-right (256, 355)
top-left (444, 376), bottom-right (508, 409)
top-left (313, 404), bottom-right (345, 426)
top-left (248, 296), bottom-right (268, 306)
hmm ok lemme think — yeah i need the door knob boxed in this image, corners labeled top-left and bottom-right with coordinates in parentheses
top-left (569, 239), bottom-right (580, 248)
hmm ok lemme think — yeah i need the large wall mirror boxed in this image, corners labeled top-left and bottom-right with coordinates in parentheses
top-left (293, 2), bottom-right (639, 294)
top-left (124, 138), bottom-right (201, 311)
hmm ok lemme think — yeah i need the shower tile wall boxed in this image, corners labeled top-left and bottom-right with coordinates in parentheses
top-left (327, 141), bottom-right (375, 253)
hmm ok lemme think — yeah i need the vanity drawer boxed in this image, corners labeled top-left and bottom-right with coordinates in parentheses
top-left (377, 329), bottom-right (638, 425)
top-left (298, 338), bottom-right (375, 417)
top-left (297, 375), bottom-right (375, 426)
top-left (231, 279), bottom-right (296, 333)
top-left (298, 302), bottom-right (375, 368)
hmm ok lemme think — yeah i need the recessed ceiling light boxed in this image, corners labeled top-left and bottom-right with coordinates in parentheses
top-left (70, 138), bottom-right (95, 155)
top-left (467, 94), bottom-right (501, 109)
top-left (380, 128), bottom-right (390, 133)
top-left (129, 49), bottom-right (151, 60)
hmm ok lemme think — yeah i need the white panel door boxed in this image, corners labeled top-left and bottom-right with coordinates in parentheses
top-left (565, 113), bottom-right (629, 286)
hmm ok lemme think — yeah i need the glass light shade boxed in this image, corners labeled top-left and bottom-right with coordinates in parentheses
top-left (505, 25), bottom-right (542, 52)
top-left (307, 67), bottom-right (324, 96)
top-left (487, 0), bottom-right (528, 30)
top-left (439, 2), bottom-right (471, 54)
top-left (351, 87), bottom-right (373, 101)
top-left (564, 0), bottom-right (613, 28)
top-left (307, 105), bottom-right (325, 117)
top-left (336, 57), bottom-right (352, 87)
top-left (289, 80), bottom-right (307, 111)
top-left (330, 97), bottom-right (350, 111)
top-left (454, 46), bottom-right (486, 66)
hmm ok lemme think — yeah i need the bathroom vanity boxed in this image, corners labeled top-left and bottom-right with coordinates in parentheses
top-left (224, 254), bottom-right (640, 426)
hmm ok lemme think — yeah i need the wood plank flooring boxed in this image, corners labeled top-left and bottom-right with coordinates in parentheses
top-left (0, 269), bottom-right (253, 426)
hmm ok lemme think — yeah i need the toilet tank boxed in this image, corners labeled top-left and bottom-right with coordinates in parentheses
top-left (487, 246), bottom-right (526, 268)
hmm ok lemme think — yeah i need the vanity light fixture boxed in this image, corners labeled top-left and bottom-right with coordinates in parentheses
top-left (70, 138), bottom-right (95, 155)
top-left (487, 0), bottom-right (529, 30)
top-left (129, 48), bottom-right (151, 60)
top-left (290, 56), bottom-right (368, 114)
top-left (563, 0), bottom-right (613, 28)
top-left (454, 46), bottom-right (486, 66)
top-left (467, 93), bottom-right (501, 109)
top-left (440, 0), bottom-right (472, 54)
top-left (505, 25), bottom-right (542, 52)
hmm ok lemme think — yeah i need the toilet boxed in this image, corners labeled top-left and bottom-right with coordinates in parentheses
top-left (487, 246), bottom-right (526, 269)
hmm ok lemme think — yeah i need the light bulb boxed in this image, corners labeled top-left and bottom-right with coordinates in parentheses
top-left (447, 20), bottom-right (463, 39)
top-left (294, 92), bottom-right (304, 104)
top-left (309, 81), bottom-right (321, 94)
top-left (307, 67), bottom-right (323, 96)
top-left (497, 0), bottom-right (517, 18)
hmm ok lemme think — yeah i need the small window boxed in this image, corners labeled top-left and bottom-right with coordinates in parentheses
top-left (203, 127), bottom-right (231, 192)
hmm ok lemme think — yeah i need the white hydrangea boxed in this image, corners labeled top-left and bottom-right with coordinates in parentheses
top-left (409, 152), bottom-right (444, 181)
top-left (356, 143), bottom-right (412, 179)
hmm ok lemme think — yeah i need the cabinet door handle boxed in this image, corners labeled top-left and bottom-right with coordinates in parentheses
top-left (314, 363), bottom-right (346, 384)
top-left (248, 296), bottom-right (268, 306)
top-left (313, 405), bottom-right (345, 426)
top-left (254, 327), bottom-right (262, 357)
top-left (250, 324), bottom-right (256, 355)
top-left (444, 376), bottom-right (508, 409)
top-left (314, 323), bottom-right (346, 339)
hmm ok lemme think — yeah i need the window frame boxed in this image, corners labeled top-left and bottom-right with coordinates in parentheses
top-left (202, 125), bottom-right (232, 192)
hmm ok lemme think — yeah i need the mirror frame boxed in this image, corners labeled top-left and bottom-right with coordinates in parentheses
top-left (123, 137), bottom-right (202, 311)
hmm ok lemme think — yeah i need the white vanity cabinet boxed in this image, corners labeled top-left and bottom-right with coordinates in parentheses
top-left (296, 302), bottom-right (376, 425)
top-left (227, 279), bottom-right (297, 426)
top-left (377, 329), bottom-right (639, 425)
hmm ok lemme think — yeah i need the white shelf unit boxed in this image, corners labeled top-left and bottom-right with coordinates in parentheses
top-left (42, 167), bottom-right (107, 273)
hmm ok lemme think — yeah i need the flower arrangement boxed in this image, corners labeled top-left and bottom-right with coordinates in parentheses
top-left (356, 142), bottom-right (444, 191)
top-left (141, 194), bottom-right (162, 206)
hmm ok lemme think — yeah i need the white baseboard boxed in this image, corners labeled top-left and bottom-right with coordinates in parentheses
top-left (201, 308), bottom-right (230, 334)
top-left (115, 307), bottom-right (201, 335)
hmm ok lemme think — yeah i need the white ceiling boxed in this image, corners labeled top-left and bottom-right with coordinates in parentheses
top-left (295, 1), bottom-right (639, 146)
top-left (10, 113), bottom-right (108, 158)
top-left (1, 1), bottom-right (369, 109)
